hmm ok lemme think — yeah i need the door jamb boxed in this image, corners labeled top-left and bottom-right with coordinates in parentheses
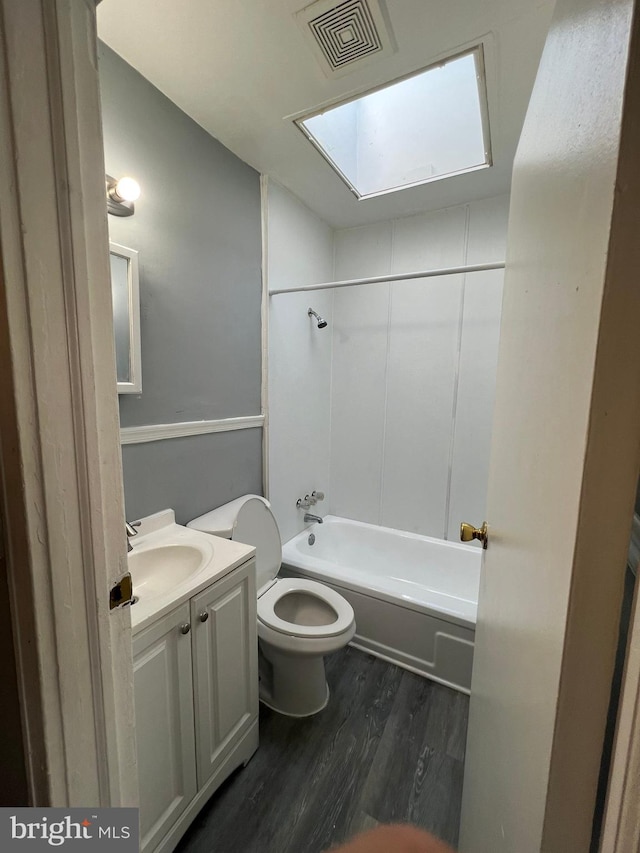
top-left (0, 0), bottom-right (137, 806)
top-left (601, 569), bottom-right (640, 851)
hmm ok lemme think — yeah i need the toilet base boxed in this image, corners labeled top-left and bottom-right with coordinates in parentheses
top-left (259, 684), bottom-right (330, 718)
top-left (258, 641), bottom-right (331, 717)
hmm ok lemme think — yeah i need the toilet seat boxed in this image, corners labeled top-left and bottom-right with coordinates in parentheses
top-left (258, 578), bottom-right (354, 639)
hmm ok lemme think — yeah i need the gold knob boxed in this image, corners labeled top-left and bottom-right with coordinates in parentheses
top-left (460, 521), bottom-right (488, 549)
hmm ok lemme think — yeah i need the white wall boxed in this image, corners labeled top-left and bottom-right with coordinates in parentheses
top-left (329, 195), bottom-right (508, 539)
top-left (267, 188), bottom-right (508, 545)
top-left (266, 180), bottom-right (334, 543)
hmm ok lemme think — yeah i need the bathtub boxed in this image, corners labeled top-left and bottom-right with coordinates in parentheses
top-left (280, 515), bottom-right (481, 693)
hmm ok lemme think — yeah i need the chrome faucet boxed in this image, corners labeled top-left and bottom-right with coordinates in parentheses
top-left (296, 491), bottom-right (325, 509)
top-left (125, 520), bottom-right (141, 552)
top-left (304, 513), bottom-right (323, 524)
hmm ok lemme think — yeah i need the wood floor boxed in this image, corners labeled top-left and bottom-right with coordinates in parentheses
top-left (177, 646), bottom-right (468, 853)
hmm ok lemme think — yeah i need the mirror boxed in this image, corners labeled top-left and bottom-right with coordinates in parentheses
top-left (110, 242), bottom-right (141, 394)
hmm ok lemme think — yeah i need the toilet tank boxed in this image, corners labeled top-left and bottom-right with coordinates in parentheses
top-left (187, 494), bottom-right (269, 538)
top-left (188, 495), bottom-right (281, 594)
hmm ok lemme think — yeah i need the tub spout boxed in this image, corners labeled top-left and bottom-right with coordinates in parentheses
top-left (304, 513), bottom-right (323, 524)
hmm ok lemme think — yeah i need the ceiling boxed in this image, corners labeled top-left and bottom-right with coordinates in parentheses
top-left (97, 0), bottom-right (555, 229)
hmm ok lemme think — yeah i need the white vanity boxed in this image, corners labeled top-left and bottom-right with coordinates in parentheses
top-left (128, 510), bottom-right (258, 853)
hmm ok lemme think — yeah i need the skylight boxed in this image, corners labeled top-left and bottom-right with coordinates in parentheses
top-left (296, 47), bottom-right (491, 199)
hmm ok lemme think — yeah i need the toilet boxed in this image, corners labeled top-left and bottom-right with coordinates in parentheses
top-left (188, 495), bottom-right (355, 717)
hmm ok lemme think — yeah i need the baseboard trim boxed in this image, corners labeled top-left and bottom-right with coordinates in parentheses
top-left (349, 638), bottom-right (471, 696)
top-left (121, 415), bottom-right (265, 445)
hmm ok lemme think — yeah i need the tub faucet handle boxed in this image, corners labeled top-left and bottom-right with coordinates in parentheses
top-left (312, 490), bottom-right (325, 502)
top-left (296, 496), bottom-right (312, 509)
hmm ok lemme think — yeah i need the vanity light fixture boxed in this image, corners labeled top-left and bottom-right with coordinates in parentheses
top-left (106, 174), bottom-right (141, 217)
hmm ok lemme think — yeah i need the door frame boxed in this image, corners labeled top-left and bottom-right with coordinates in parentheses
top-left (0, 0), bottom-right (136, 805)
top-left (2, 0), bottom-right (640, 836)
top-left (601, 571), bottom-right (640, 850)
top-left (459, 0), bottom-right (640, 847)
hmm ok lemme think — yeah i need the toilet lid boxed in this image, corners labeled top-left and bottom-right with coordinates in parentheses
top-left (233, 498), bottom-right (282, 592)
top-left (257, 577), bottom-right (354, 639)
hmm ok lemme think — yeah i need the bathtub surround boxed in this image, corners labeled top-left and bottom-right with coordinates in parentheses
top-left (99, 43), bottom-right (263, 523)
top-left (266, 180), bottom-right (334, 544)
top-left (265, 188), bottom-right (500, 691)
top-left (331, 196), bottom-right (507, 540)
top-left (267, 185), bottom-right (508, 543)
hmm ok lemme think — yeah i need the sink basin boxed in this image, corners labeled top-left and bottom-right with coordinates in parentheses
top-left (125, 509), bottom-right (255, 632)
top-left (129, 544), bottom-right (208, 601)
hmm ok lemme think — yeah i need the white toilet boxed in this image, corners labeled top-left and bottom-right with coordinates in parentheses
top-left (188, 495), bottom-right (355, 717)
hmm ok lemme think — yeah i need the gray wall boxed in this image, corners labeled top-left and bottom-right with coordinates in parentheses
top-left (99, 43), bottom-right (263, 523)
top-left (121, 430), bottom-right (262, 525)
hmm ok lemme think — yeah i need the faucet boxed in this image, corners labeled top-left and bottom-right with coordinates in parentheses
top-left (296, 491), bottom-right (325, 509)
top-left (304, 513), bottom-right (323, 525)
top-left (125, 520), bottom-right (141, 552)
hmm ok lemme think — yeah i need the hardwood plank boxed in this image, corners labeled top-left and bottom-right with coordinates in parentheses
top-left (346, 812), bottom-right (380, 836)
top-left (356, 671), bottom-right (467, 846)
top-left (422, 682), bottom-right (469, 763)
top-left (280, 651), bottom-right (403, 852)
top-left (176, 647), bottom-right (468, 853)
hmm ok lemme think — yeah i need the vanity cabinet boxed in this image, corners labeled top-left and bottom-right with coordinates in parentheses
top-left (134, 602), bottom-right (197, 852)
top-left (191, 567), bottom-right (258, 788)
top-left (133, 559), bottom-right (258, 853)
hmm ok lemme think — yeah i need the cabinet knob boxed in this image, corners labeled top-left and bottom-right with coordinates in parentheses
top-left (199, 611), bottom-right (209, 623)
top-left (179, 623), bottom-right (191, 635)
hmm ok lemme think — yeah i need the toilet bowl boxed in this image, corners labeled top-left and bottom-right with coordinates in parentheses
top-left (188, 495), bottom-right (355, 717)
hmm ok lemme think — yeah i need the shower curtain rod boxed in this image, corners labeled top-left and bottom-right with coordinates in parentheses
top-left (269, 261), bottom-right (505, 295)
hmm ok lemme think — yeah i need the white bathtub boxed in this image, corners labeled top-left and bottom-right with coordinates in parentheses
top-left (281, 515), bottom-right (481, 693)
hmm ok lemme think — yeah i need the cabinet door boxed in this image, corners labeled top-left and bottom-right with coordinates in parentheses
top-left (133, 603), bottom-right (197, 852)
top-left (191, 560), bottom-right (258, 788)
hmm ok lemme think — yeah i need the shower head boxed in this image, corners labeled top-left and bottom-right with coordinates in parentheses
top-left (308, 307), bottom-right (328, 329)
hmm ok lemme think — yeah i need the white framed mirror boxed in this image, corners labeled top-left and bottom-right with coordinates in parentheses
top-left (110, 241), bottom-right (142, 394)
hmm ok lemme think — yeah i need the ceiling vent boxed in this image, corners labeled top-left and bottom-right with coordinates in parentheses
top-left (296, 0), bottom-right (396, 78)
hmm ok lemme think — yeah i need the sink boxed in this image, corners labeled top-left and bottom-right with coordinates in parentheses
top-left (129, 543), bottom-right (208, 601)
top-left (125, 509), bottom-right (255, 632)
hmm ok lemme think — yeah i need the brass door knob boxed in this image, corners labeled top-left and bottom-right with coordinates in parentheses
top-left (460, 521), bottom-right (488, 549)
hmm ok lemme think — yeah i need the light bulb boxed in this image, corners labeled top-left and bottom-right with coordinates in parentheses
top-left (114, 176), bottom-right (141, 202)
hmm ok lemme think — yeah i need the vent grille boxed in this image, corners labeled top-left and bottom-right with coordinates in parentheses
top-left (296, 0), bottom-right (395, 77)
top-left (309, 0), bottom-right (382, 69)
